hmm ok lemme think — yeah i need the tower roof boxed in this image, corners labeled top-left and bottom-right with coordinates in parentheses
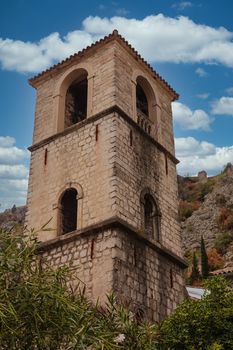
top-left (29, 30), bottom-right (178, 100)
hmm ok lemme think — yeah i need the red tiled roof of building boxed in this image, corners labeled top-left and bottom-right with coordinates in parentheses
top-left (29, 30), bottom-right (179, 101)
top-left (210, 266), bottom-right (233, 276)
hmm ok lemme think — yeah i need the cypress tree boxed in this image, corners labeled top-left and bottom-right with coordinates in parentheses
top-left (190, 252), bottom-right (200, 284)
top-left (201, 235), bottom-right (209, 278)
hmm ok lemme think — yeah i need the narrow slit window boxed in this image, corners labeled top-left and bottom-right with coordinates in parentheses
top-left (60, 188), bottom-right (78, 234)
top-left (143, 193), bottom-right (160, 241)
top-left (136, 84), bottom-right (148, 117)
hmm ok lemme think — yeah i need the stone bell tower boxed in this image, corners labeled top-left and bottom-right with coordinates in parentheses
top-left (26, 30), bottom-right (187, 321)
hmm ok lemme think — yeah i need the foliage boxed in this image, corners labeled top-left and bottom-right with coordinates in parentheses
top-left (178, 200), bottom-right (200, 221)
top-left (217, 207), bottom-right (233, 230)
top-left (158, 277), bottom-right (233, 350)
top-left (189, 252), bottom-right (200, 285)
top-left (195, 180), bottom-right (215, 202)
top-left (207, 248), bottom-right (225, 271)
top-left (188, 179), bottom-right (215, 202)
top-left (215, 194), bottom-right (226, 206)
top-left (214, 231), bottom-right (233, 255)
top-left (1, 228), bottom-right (233, 349)
top-left (0, 228), bottom-right (159, 350)
top-left (201, 236), bottom-right (209, 278)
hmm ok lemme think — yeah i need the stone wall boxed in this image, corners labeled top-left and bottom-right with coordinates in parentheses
top-left (113, 228), bottom-right (184, 322)
top-left (27, 110), bottom-right (182, 259)
top-left (27, 113), bottom-right (117, 241)
top-left (39, 224), bottom-right (185, 322)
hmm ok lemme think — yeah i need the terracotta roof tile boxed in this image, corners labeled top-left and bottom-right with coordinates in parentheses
top-left (29, 30), bottom-right (178, 100)
top-left (210, 266), bottom-right (233, 276)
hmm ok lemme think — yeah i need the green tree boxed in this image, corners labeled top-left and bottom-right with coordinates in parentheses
top-left (0, 228), bottom-right (158, 349)
top-left (158, 277), bottom-right (233, 350)
top-left (201, 235), bottom-right (209, 278)
top-left (190, 251), bottom-right (200, 284)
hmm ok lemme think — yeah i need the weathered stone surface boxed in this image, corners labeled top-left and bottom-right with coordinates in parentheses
top-left (26, 33), bottom-right (185, 321)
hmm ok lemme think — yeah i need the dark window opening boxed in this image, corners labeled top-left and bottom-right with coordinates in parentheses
top-left (44, 148), bottom-right (48, 165)
top-left (144, 194), bottom-right (154, 239)
top-left (130, 130), bottom-right (133, 146)
top-left (65, 78), bottom-right (87, 128)
top-left (165, 154), bottom-right (168, 175)
top-left (136, 84), bottom-right (148, 117)
top-left (144, 193), bottom-right (160, 241)
top-left (60, 188), bottom-right (77, 234)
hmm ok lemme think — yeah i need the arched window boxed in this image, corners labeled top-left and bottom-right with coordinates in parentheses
top-left (141, 192), bottom-right (160, 241)
top-left (136, 83), bottom-right (148, 117)
top-left (134, 75), bottom-right (157, 135)
top-left (64, 73), bottom-right (88, 128)
top-left (60, 188), bottom-right (78, 234)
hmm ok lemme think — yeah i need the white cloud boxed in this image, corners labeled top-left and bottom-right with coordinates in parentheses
top-left (0, 164), bottom-right (28, 179)
top-left (0, 136), bottom-right (29, 165)
top-left (1, 14), bottom-right (233, 73)
top-left (0, 179), bottom-right (28, 211)
top-left (172, 2), bottom-right (193, 10)
top-left (0, 32), bottom-right (93, 73)
top-left (115, 8), bottom-right (129, 16)
top-left (0, 146), bottom-right (29, 165)
top-left (175, 137), bottom-right (216, 157)
top-left (195, 67), bottom-right (207, 77)
top-left (196, 93), bottom-right (210, 99)
top-left (175, 137), bottom-right (233, 175)
top-left (0, 136), bottom-right (15, 148)
top-left (0, 136), bottom-right (29, 212)
top-left (211, 96), bottom-right (233, 116)
top-left (172, 101), bottom-right (212, 130)
top-left (226, 87), bottom-right (233, 95)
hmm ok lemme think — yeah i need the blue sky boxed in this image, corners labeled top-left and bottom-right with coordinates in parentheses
top-left (1, 0), bottom-right (233, 211)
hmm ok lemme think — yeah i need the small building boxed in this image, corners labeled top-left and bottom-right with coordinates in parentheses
top-left (210, 266), bottom-right (233, 285)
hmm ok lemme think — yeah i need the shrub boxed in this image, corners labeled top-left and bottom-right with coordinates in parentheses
top-left (178, 200), bottom-right (200, 221)
top-left (217, 207), bottom-right (233, 230)
top-left (158, 277), bottom-right (233, 350)
top-left (207, 248), bottom-right (225, 271)
top-left (214, 231), bottom-right (233, 254)
top-left (0, 228), bottom-right (159, 350)
top-left (215, 194), bottom-right (226, 206)
top-left (201, 236), bottom-right (209, 278)
top-left (189, 179), bottom-right (215, 202)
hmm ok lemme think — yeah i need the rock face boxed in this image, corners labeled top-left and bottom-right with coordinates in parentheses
top-left (179, 169), bottom-right (233, 267)
top-left (0, 205), bottom-right (26, 230)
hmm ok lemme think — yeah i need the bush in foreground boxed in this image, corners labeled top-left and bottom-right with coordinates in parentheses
top-left (0, 228), bottom-right (158, 349)
top-left (158, 277), bottom-right (233, 350)
top-left (0, 228), bottom-right (233, 349)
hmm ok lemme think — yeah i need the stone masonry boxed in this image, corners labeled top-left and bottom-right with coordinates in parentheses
top-left (26, 30), bottom-right (187, 322)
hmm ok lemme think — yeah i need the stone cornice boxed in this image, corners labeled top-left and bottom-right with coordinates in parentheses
top-left (37, 216), bottom-right (188, 269)
top-left (29, 30), bottom-right (178, 101)
top-left (28, 105), bottom-right (179, 164)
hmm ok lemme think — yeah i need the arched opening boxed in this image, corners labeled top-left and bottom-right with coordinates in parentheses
top-left (136, 83), bottom-right (148, 117)
top-left (64, 72), bottom-right (88, 128)
top-left (60, 188), bottom-right (78, 234)
top-left (142, 192), bottom-right (160, 241)
top-left (134, 75), bottom-right (157, 134)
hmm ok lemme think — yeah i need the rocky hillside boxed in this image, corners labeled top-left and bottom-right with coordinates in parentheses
top-left (0, 205), bottom-right (26, 231)
top-left (178, 163), bottom-right (233, 269)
